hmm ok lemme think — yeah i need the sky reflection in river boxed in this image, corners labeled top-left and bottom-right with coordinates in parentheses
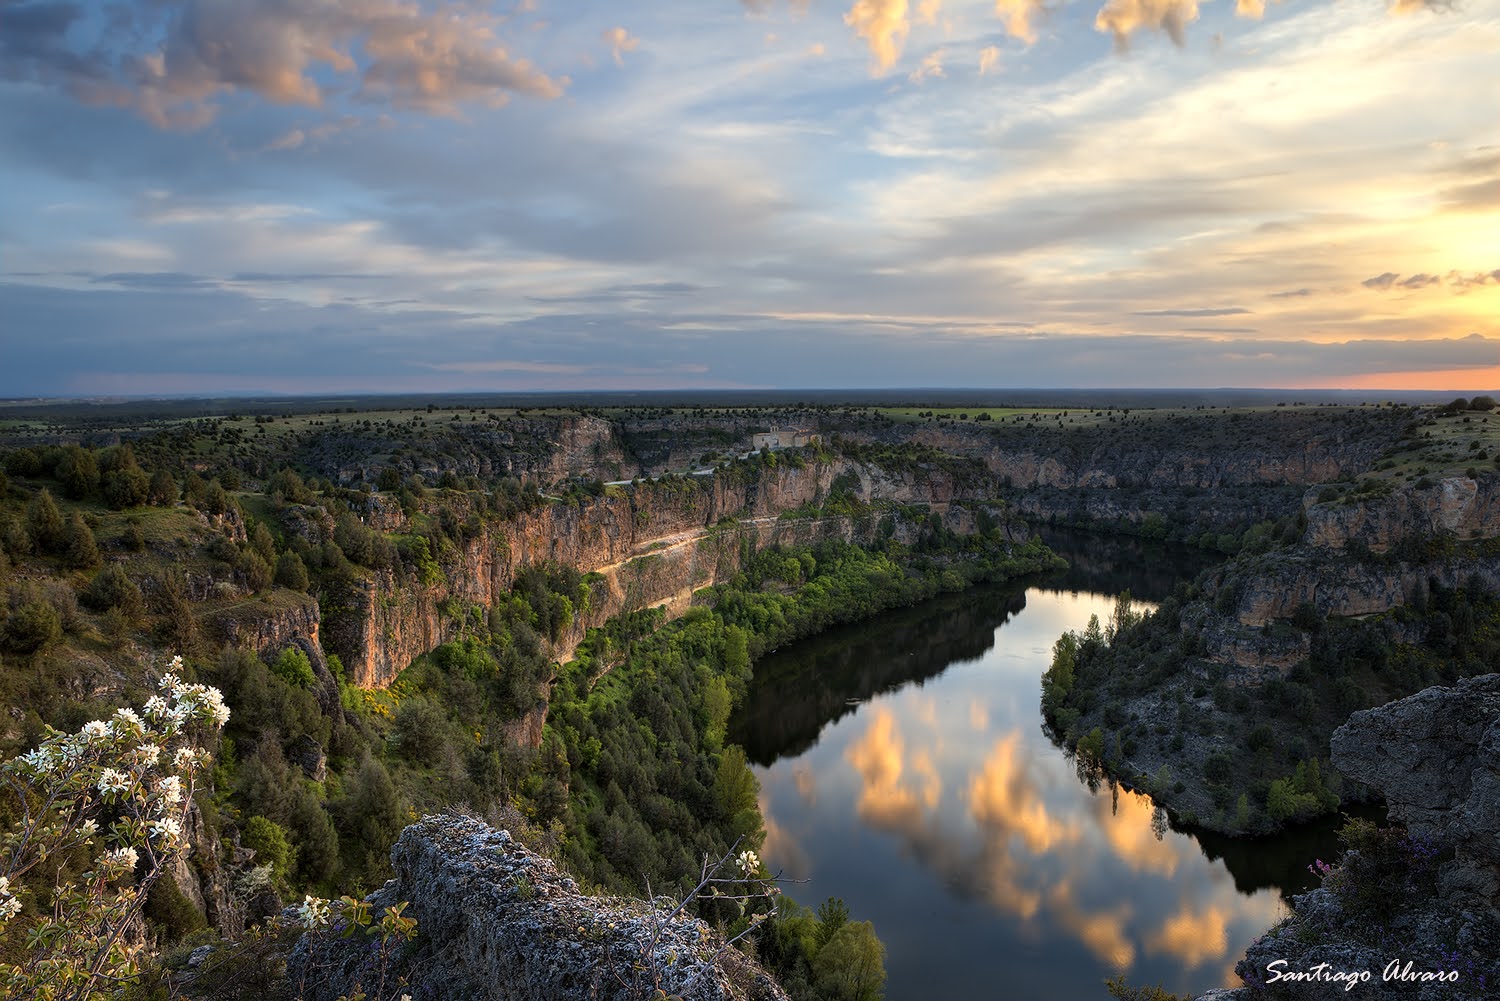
top-left (753, 587), bottom-right (1288, 1000)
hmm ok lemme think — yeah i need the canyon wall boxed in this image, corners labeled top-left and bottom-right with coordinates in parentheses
top-left (228, 455), bottom-right (1021, 697)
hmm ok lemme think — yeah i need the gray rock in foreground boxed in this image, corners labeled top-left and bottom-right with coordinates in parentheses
top-left (291, 814), bottom-right (790, 1001)
top-left (1196, 674), bottom-right (1500, 1001)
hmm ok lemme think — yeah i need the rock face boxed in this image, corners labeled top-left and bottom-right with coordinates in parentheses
top-left (1331, 674), bottom-right (1500, 902)
top-left (291, 814), bottom-right (790, 1001)
top-left (1305, 477), bottom-right (1500, 553)
top-left (1201, 677), bottom-right (1500, 1000)
top-left (323, 457), bottom-right (1024, 689)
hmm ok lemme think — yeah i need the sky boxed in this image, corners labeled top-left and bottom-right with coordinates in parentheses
top-left (0, 0), bottom-right (1496, 397)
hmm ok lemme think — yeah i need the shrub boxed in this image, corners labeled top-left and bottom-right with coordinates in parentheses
top-left (0, 657), bottom-right (228, 996)
top-left (1, 600), bottom-right (62, 654)
top-left (240, 815), bottom-right (296, 884)
top-left (82, 565), bottom-right (147, 621)
top-left (274, 551), bottom-right (310, 592)
top-left (270, 647), bottom-right (315, 688)
top-left (103, 466), bottom-right (151, 510)
top-left (1203, 752), bottom-right (1233, 785)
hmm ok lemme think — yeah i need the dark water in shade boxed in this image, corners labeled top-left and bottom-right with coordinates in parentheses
top-left (731, 530), bottom-right (1355, 1001)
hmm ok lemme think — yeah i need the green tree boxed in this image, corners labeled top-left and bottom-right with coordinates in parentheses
top-left (275, 551), bottom-right (310, 592)
top-left (148, 469), bottom-right (179, 506)
top-left (714, 745), bottom-right (762, 843)
top-left (271, 647), bottom-right (316, 688)
top-left (27, 488), bottom-right (65, 553)
top-left (247, 522), bottom-right (276, 566)
top-left (54, 445), bottom-right (99, 499)
top-left (241, 815), bottom-right (296, 884)
top-left (812, 920), bottom-right (887, 1001)
top-left (102, 466), bottom-right (150, 509)
top-left (63, 513), bottom-right (101, 570)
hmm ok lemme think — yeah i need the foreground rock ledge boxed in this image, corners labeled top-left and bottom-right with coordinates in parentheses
top-left (1196, 674), bottom-right (1500, 1001)
top-left (291, 814), bottom-right (790, 1001)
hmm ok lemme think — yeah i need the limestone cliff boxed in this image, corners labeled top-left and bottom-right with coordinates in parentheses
top-left (1199, 677), bottom-right (1500, 1001)
top-left (291, 814), bottom-right (790, 1001)
top-left (1304, 475), bottom-right (1500, 552)
top-left (322, 456), bottom-right (1016, 690)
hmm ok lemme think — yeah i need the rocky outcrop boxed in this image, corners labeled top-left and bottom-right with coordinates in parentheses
top-left (291, 814), bottom-right (789, 1001)
top-left (1305, 476), bottom-right (1500, 553)
top-left (1330, 675), bottom-right (1500, 903)
top-left (1200, 677), bottom-right (1500, 1000)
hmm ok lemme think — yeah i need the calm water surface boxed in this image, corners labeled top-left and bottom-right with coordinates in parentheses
top-left (731, 532), bottom-right (1347, 1000)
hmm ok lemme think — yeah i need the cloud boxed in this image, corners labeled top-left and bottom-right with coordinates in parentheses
top-left (1400, 273), bottom-right (1441, 289)
top-left (918, 0), bottom-right (944, 25)
top-left (1, 0), bottom-right (565, 128)
top-left (1146, 901), bottom-right (1230, 968)
top-left (993, 0), bottom-right (1048, 44)
top-left (844, 0), bottom-right (912, 75)
top-left (908, 49), bottom-right (947, 83)
top-left (603, 27), bottom-right (641, 67)
top-left (1134, 307), bottom-right (1251, 317)
top-left (1268, 288), bottom-right (1312, 298)
top-left (978, 45), bottom-right (1001, 75)
top-left (1362, 272), bottom-right (1400, 290)
top-left (967, 733), bottom-right (1081, 853)
top-left (1094, 0), bottom-right (1202, 50)
top-left (1447, 269), bottom-right (1500, 289)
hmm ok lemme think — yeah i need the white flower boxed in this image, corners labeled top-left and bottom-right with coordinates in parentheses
top-left (297, 895), bottom-right (330, 929)
top-left (202, 689), bottom-right (230, 727)
top-left (134, 744), bottom-right (161, 766)
top-left (173, 747), bottom-right (200, 769)
top-left (169, 654), bottom-right (184, 672)
top-left (111, 708), bottom-right (143, 735)
top-left (143, 696), bottom-right (168, 720)
top-left (156, 775), bottom-right (183, 806)
top-left (19, 746), bottom-right (58, 775)
top-left (106, 846), bottom-right (139, 872)
top-left (97, 768), bottom-right (131, 797)
top-left (148, 817), bottom-right (182, 844)
top-left (736, 849), bottom-right (760, 876)
top-left (0, 876), bottom-right (16, 922)
top-left (78, 819), bottom-right (99, 841)
top-left (159, 672), bottom-right (182, 695)
top-left (80, 720), bottom-right (109, 742)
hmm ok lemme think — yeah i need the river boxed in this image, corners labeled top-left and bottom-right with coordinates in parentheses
top-left (730, 530), bottom-right (1352, 1000)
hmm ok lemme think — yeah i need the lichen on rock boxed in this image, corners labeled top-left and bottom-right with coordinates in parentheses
top-left (290, 814), bottom-right (790, 1001)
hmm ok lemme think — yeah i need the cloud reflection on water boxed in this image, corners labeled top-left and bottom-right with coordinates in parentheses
top-left (753, 586), bottom-right (1294, 993)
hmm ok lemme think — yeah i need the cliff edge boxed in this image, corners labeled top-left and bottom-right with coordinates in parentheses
top-left (291, 814), bottom-right (791, 1001)
top-left (1199, 675), bottom-right (1500, 1000)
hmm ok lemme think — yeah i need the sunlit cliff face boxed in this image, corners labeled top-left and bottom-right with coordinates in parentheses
top-left (756, 588), bottom-right (1286, 985)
